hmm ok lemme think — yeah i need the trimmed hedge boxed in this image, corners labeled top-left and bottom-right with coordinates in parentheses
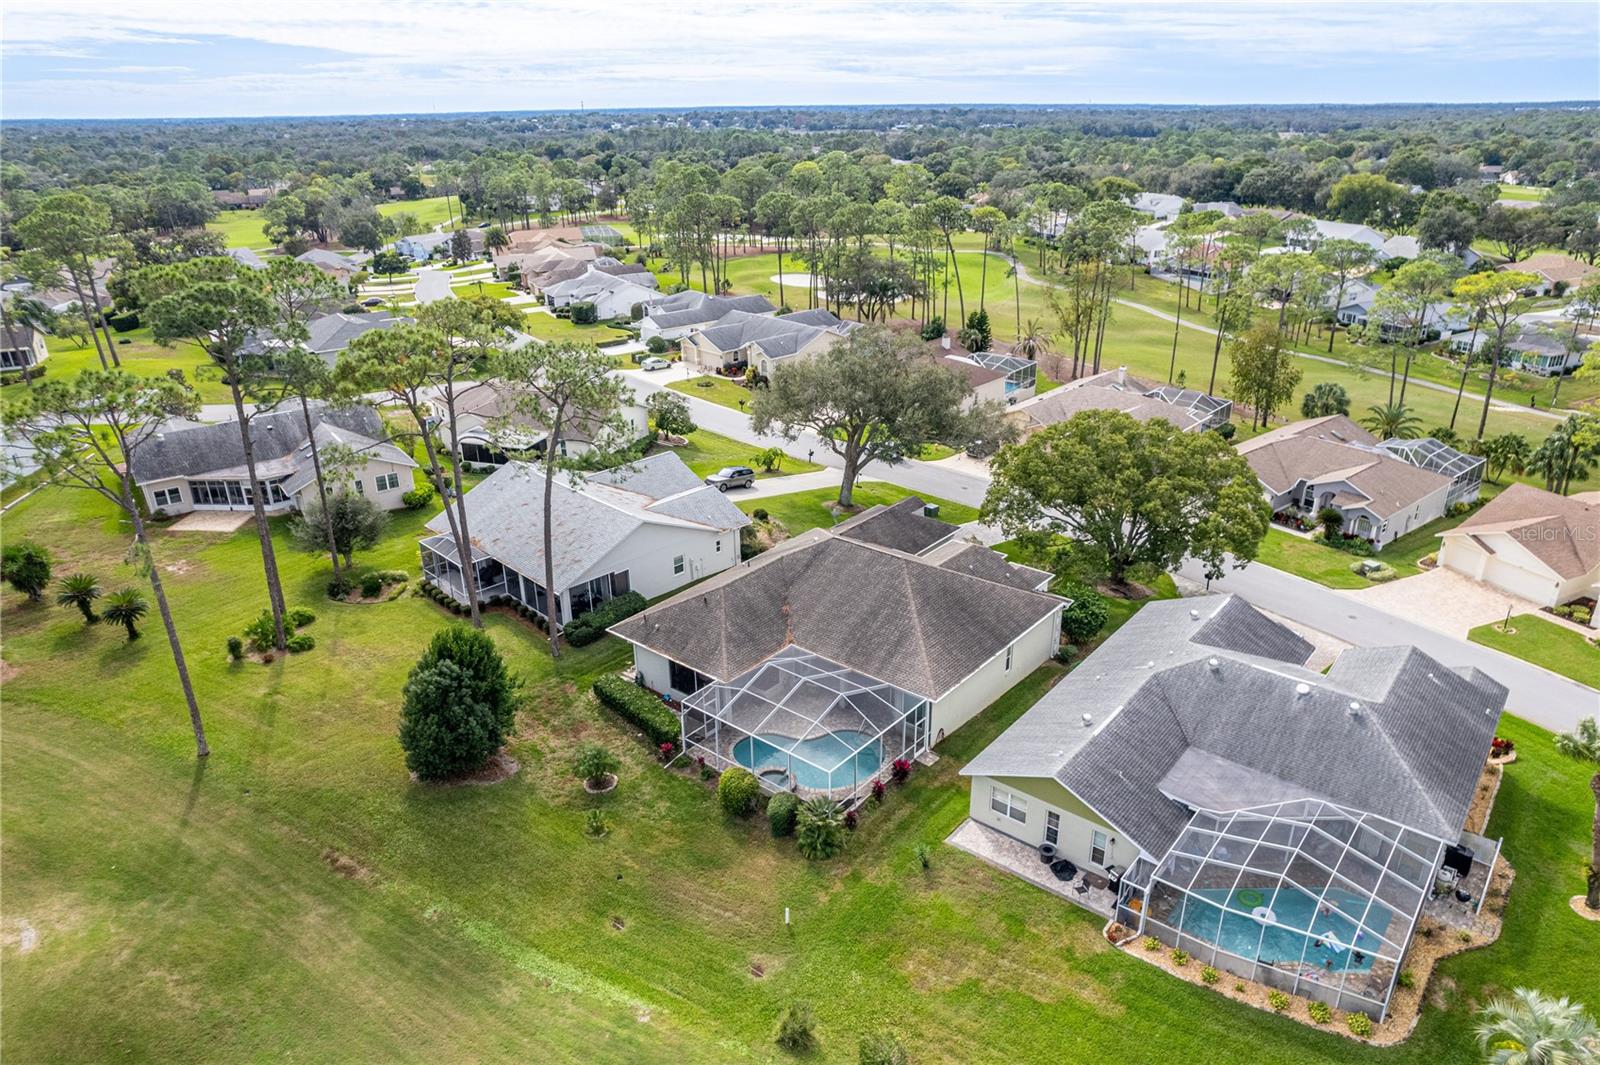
top-left (768, 792), bottom-right (799, 837)
top-left (564, 591), bottom-right (647, 646)
top-left (593, 674), bottom-right (679, 751)
top-left (718, 766), bottom-right (760, 816)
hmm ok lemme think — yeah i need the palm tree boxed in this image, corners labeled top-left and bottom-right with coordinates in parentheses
top-left (1475, 987), bottom-right (1599, 1065)
top-left (1483, 433), bottom-right (1532, 484)
top-left (102, 587), bottom-right (149, 642)
top-left (1555, 717), bottom-right (1600, 912)
top-left (1013, 319), bottom-right (1050, 361)
top-left (1301, 382), bottom-right (1351, 418)
top-left (1362, 402), bottom-right (1423, 440)
top-left (55, 572), bottom-right (102, 624)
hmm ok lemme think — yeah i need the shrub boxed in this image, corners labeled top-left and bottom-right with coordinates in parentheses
top-left (1268, 990), bottom-right (1290, 1012)
top-left (226, 635), bottom-right (244, 661)
top-left (243, 609), bottom-right (277, 653)
top-left (890, 758), bottom-right (911, 784)
top-left (401, 484), bottom-right (436, 509)
top-left (774, 1000), bottom-right (818, 1053)
top-left (752, 507), bottom-right (769, 522)
top-left (1573, 606), bottom-right (1593, 624)
top-left (768, 792), bottom-right (800, 837)
top-left (1169, 948), bottom-right (1189, 966)
top-left (1553, 604), bottom-right (1574, 618)
top-left (564, 591), bottom-right (648, 647)
top-left (919, 316), bottom-right (945, 341)
top-left (1, 540), bottom-right (53, 601)
top-left (1346, 1012), bottom-right (1373, 1037)
top-left (1307, 1000), bottom-right (1332, 1024)
top-left (107, 311), bottom-right (140, 332)
top-left (398, 624), bottom-right (517, 781)
top-left (286, 633), bottom-right (315, 653)
top-left (843, 809), bottom-right (858, 832)
top-left (570, 301), bottom-right (598, 325)
top-left (1200, 965), bottom-right (1219, 984)
top-left (914, 842), bottom-right (932, 870)
top-left (1215, 421), bottom-right (1236, 440)
top-left (658, 741), bottom-right (675, 761)
top-left (858, 1031), bottom-right (908, 1065)
top-left (718, 766), bottom-right (760, 817)
top-left (1142, 936), bottom-right (1161, 951)
top-left (575, 744), bottom-right (620, 787)
top-left (1396, 969), bottom-right (1415, 990)
top-left (870, 778), bottom-right (886, 803)
top-left (646, 335), bottom-right (669, 354)
top-left (327, 574), bottom-right (355, 599)
top-left (796, 797), bottom-right (845, 860)
top-left (287, 607), bottom-right (316, 628)
top-left (584, 810), bottom-right (610, 837)
top-left (593, 675), bottom-right (680, 750)
top-left (360, 572), bottom-right (384, 597)
top-left (1059, 584), bottom-right (1109, 643)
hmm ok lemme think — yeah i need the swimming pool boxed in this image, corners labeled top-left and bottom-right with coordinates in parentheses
top-left (732, 731), bottom-right (883, 791)
top-left (1176, 887), bottom-right (1393, 972)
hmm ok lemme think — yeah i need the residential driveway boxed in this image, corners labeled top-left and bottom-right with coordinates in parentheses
top-left (412, 268), bottom-right (455, 305)
top-left (710, 468), bottom-right (862, 500)
top-left (1346, 568), bottom-right (1592, 639)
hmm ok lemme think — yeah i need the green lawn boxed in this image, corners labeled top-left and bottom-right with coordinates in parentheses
top-left (204, 209), bottom-right (276, 251)
top-left (1469, 614), bottom-right (1600, 687)
top-left (668, 374), bottom-right (760, 412)
top-left (739, 482), bottom-right (978, 533)
top-left (1253, 494), bottom-right (1498, 589)
top-left (2, 325), bottom-right (230, 404)
top-left (450, 280), bottom-right (515, 301)
top-left (1494, 184), bottom-right (1549, 202)
top-left (518, 312), bottom-right (632, 346)
top-left (377, 195), bottom-right (461, 235)
top-left (662, 428), bottom-right (821, 480)
top-left (2, 483), bottom-right (1597, 1062)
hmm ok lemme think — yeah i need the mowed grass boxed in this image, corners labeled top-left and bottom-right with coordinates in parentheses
top-left (204, 209), bottom-right (275, 251)
top-left (519, 311), bottom-right (632, 346)
top-left (739, 482), bottom-right (978, 532)
top-left (2, 326), bottom-right (230, 404)
top-left (1469, 614), bottom-right (1600, 687)
top-left (377, 195), bottom-right (460, 234)
top-left (668, 374), bottom-right (759, 411)
top-left (662, 428), bottom-right (821, 480)
top-left (2, 484), bottom-right (1598, 1062)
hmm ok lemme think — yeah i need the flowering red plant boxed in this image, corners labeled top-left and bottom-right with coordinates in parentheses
top-left (891, 758), bottom-right (912, 784)
top-left (871, 779), bottom-right (887, 802)
top-left (844, 809), bottom-right (858, 831)
top-left (658, 741), bottom-right (676, 761)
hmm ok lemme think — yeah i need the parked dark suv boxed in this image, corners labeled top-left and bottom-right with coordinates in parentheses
top-left (704, 466), bottom-right (755, 491)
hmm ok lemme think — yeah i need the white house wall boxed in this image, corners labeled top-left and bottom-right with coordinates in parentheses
top-left (1441, 530), bottom-right (1600, 611)
top-left (929, 609), bottom-right (1060, 742)
top-left (584, 522), bottom-right (737, 605)
top-left (965, 773), bottom-right (1140, 876)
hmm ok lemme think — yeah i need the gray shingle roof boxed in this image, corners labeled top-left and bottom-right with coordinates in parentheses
top-left (644, 292), bottom-right (776, 330)
top-left (963, 595), bottom-right (1507, 857)
top-left (128, 405), bottom-right (401, 484)
top-left (924, 541), bottom-right (1054, 591)
top-left (423, 452), bottom-right (747, 593)
top-left (243, 311), bottom-right (411, 367)
top-left (693, 308), bottom-right (859, 361)
top-left (610, 530), bottom-right (1063, 701)
top-left (832, 497), bottom-right (958, 555)
top-left (1237, 417), bottom-right (1455, 519)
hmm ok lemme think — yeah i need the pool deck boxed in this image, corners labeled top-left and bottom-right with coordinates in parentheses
top-left (946, 819), bottom-right (1117, 918)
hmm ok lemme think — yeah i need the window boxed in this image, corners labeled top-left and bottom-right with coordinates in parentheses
top-left (153, 487), bottom-right (182, 508)
top-left (609, 570), bottom-right (630, 596)
top-left (1091, 829), bottom-right (1109, 867)
top-left (374, 472), bottom-right (400, 492)
top-left (989, 786), bottom-right (1027, 824)
top-left (672, 555), bottom-right (685, 575)
top-left (1045, 811), bottom-right (1060, 846)
top-left (715, 538), bottom-right (722, 553)
top-left (353, 480), bottom-right (365, 494)
top-left (668, 659), bottom-right (707, 695)
top-left (1005, 643), bottom-right (1014, 672)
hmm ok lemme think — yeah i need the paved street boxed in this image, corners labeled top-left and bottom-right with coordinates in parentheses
top-left (412, 267), bottom-right (454, 305)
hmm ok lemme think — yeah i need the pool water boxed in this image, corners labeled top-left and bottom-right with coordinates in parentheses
top-left (732, 731), bottom-right (882, 791)
top-left (1177, 887), bottom-right (1392, 972)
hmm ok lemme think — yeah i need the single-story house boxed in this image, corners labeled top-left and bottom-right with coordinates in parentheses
top-left (1503, 253), bottom-right (1600, 296)
top-left (242, 310), bottom-right (412, 370)
top-left (638, 291), bottom-right (777, 342)
top-left (961, 593), bottom-right (1507, 1021)
top-left (430, 379), bottom-right (649, 467)
top-left (1132, 192), bottom-right (1185, 222)
top-left (1008, 367), bottom-right (1231, 434)
top-left (0, 322), bottom-right (50, 371)
top-left (129, 405), bottom-right (417, 517)
top-left (610, 504), bottom-right (1063, 800)
top-left (1437, 483), bottom-right (1599, 622)
top-left (542, 264), bottom-right (660, 320)
top-left (1284, 219), bottom-right (1389, 256)
top-left (1237, 415), bottom-right (1483, 546)
top-left (212, 188), bottom-right (274, 209)
top-left (1191, 201), bottom-right (1245, 219)
top-left (916, 329), bottom-right (1038, 406)
top-left (395, 229), bottom-right (486, 263)
top-left (419, 451), bottom-right (748, 622)
top-left (295, 249), bottom-right (368, 285)
top-left (1479, 164), bottom-right (1505, 183)
top-left (679, 308), bottom-right (860, 377)
top-left (226, 247), bottom-right (267, 270)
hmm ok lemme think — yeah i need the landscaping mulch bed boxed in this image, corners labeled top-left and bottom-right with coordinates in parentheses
top-left (1570, 897), bottom-right (1600, 922)
top-left (582, 773), bottom-right (618, 794)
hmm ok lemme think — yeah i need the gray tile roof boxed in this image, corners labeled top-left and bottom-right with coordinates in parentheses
top-left (128, 405), bottom-right (400, 485)
top-left (424, 452), bottom-right (747, 593)
top-left (610, 530), bottom-right (1064, 701)
top-left (962, 595), bottom-right (1507, 857)
top-left (832, 496), bottom-right (958, 555)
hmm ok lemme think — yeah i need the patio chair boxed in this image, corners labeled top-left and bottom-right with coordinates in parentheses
top-left (1050, 858), bottom-right (1079, 882)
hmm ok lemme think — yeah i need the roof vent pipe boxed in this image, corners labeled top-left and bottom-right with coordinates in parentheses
top-left (1189, 608), bottom-right (1200, 620)
top-left (1295, 683), bottom-right (1311, 697)
top-left (1207, 657), bottom-right (1220, 672)
top-left (1081, 713), bottom-right (1093, 728)
top-left (1348, 701), bottom-right (1362, 716)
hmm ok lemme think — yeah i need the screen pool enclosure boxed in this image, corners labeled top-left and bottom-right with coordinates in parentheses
top-left (677, 647), bottom-right (930, 803)
top-left (1116, 798), bottom-right (1447, 1020)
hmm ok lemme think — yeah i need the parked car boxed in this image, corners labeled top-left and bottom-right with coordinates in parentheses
top-left (361, 296), bottom-right (385, 307)
top-left (704, 466), bottom-right (755, 491)
top-left (640, 356), bottom-right (671, 371)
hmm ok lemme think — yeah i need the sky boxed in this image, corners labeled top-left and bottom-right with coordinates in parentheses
top-left (2, 1), bottom-right (1597, 121)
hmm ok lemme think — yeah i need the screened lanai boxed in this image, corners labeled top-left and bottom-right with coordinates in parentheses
top-left (1378, 437), bottom-right (1486, 506)
top-left (1125, 799), bottom-right (1447, 1020)
top-left (678, 647), bottom-right (931, 803)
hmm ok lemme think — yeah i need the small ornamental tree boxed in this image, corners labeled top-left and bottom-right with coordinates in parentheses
top-left (1058, 584), bottom-right (1109, 644)
top-left (2, 540), bottom-right (53, 601)
top-left (102, 588), bottom-right (149, 641)
top-left (796, 797), bottom-right (846, 860)
top-left (56, 572), bottom-right (102, 623)
top-left (646, 390), bottom-right (696, 438)
top-left (398, 624), bottom-right (517, 780)
top-left (291, 491), bottom-right (389, 568)
top-left (574, 744), bottom-right (620, 788)
top-left (1318, 506), bottom-right (1346, 541)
